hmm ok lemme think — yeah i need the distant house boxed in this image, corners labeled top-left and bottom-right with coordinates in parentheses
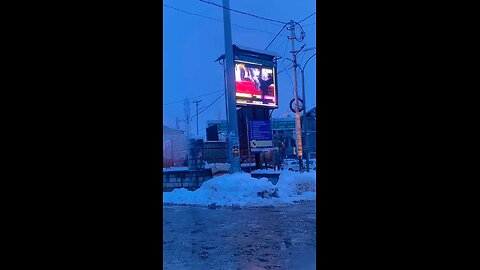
top-left (271, 105), bottom-right (316, 159)
top-left (199, 105), bottom-right (317, 161)
top-left (272, 118), bottom-right (296, 158)
top-left (163, 126), bottom-right (187, 168)
top-left (304, 105), bottom-right (316, 156)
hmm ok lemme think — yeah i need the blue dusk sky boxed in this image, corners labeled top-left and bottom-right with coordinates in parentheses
top-left (163, 0), bottom-right (316, 136)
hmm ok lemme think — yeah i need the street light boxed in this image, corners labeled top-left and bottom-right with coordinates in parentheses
top-left (298, 53), bottom-right (316, 172)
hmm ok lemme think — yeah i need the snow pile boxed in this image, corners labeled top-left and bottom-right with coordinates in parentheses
top-left (241, 163), bottom-right (256, 167)
top-left (206, 163), bottom-right (230, 175)
top-left (163, 167), bottom-right (189, 172)
top-left (163, 171), bottom-right (316, 207)
top-left (251, 169), bottom-right (282, 174)
top-left (164, 173), bottom-right (278, 207)
top-left (275, 171), bottom-right (316, 203)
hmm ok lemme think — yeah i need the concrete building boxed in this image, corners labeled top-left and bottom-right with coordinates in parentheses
top-left (204, 108), bottom-right (316, 160)
top-left (206, 120), bottom-right (228, 142)
top-left (303, 105), bottom-right (316, 158)
top-left (272, 117), bottom-right (296, 158)
top-left (274, 106), bottom-right (316, 159)
top-left (163, 126), bottom-right (188, 168)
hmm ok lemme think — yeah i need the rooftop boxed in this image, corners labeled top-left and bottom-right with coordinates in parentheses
top-left (163, 126), bottom-right (184, 135)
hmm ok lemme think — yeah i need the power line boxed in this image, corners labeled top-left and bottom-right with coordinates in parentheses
top-left (272, 36), bottom-right (288, 52)
top-left (278, 65), bottom-right (293, 74)
top-left (197, 92), bottom-right (225, 115)
top-left (281, 40), bottom-right (294, 88)
top-left (299, 50), bottom-right (307, 66)
top-left (264, 24), bottom-right (287, 50)
top-left (164, 89), bottom-right (223, 106)
top-left (164, 3), bottom-right (221, 22)
top-left (198, 0), bottom-right (287, 25)
top-left (297, 46), bottom-right (316, 59)
top-left (164, 3), bottom-right (286, 36)
top-left (188, 93), bottom-right (227, 135)
top-left (293, 21), bottom-right (306, 42)
top-left (302, 53), bottom-right (316, 71)
top-left (191, 92), bottom-right (225, 118)
top-left (299, 12), bottom-right (316, 23)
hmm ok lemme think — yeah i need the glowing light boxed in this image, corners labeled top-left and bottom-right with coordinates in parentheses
top-left (236, 93), bottom-right (252, 98)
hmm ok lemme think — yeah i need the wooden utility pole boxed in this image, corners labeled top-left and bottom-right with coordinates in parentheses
top-left (193, 100), bottom-right (202, 135)
top-left (288, 20), bottom-right (304, 172)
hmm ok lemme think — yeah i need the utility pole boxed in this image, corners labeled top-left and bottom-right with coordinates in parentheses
top-left (222, 0), bottom-right (241, 173)
top-left (183, 98), bottom-right (192, 139)
top-left (301, 69), bottom-right (308, 172)
top-left (193, 100), bottom-right (202, 135)
top-left (288, 20), bottom-right (304, 172)
top-left (300, 53), bottom-right (316, 172)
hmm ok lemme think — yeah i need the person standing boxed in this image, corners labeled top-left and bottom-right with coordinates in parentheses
top-left (258, 71), bottom-right (273, 103)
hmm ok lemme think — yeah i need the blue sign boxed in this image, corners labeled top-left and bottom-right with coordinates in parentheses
top-left (248, 120), bottom-right (273, 152)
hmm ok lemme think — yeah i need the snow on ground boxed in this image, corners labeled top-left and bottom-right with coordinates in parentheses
top-left (163, 170), bottom-right (316, 207)
top-left (205, 163), bottom-right (230, 175)
top-left (251, 169), bottom-right (282, 174)
top-left (163, 167), bottom-right (189, 172)
top-left (275, 170), bottom-right (316, 203)
top-left (241, 163), bottom-right (256, 167)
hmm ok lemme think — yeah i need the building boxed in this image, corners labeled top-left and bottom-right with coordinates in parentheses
top-left (163, 126), bottom-right (188, 168)
top-left (206, 120), bottom-right (228, 142)
top-left (204, 108), bottom-right (316, 160)
top-left (273, 106), bottom-right (316, 159)
top-left (303, 105), bottom-right (316, 158)
top-left (272, 117), bottom-right (296, 158)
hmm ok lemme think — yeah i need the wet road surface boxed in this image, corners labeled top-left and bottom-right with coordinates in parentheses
top-left (163, 201), bottom-right (316, 269)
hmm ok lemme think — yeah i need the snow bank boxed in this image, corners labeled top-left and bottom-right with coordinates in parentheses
top-left (251, 169), bottom-right (281, 174)
top-left (275, 171), bottom-right (316, 203)
top-left (205, 163), bottom-right (230, 175)
top-left (241, 163), bottom-right (256, 167)
top-left (163, 171), bottom-right (316, 207)
top-left (163, 167), bottom-right (189, 172)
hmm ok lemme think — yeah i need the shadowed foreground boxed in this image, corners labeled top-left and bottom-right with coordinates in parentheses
top-left (163, 200), bottom-right (316, 269)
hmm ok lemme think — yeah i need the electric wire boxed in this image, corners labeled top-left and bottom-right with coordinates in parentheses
top-left (272, 36), bottom-right (289, 52)
top-left (166, 2), bottom-right (315, 125)
top-left (164, 89), bottom-right (223, 106)
top-left (198, 0), bottom-right (287, 25)
top-left (164, 3), bottom-right (221, 23)
top-left (278, 65), bottom-right (293, 74)
top-left (280, 40), bottom-right (294, 88)
top-left (302, 53), bottom-right (316, 71)
top-left (293, 22), bottom-right (306, 42)
top-left (298, 12), bottom-right (316, 23)
top-left (178, 93), bottom-right (225, 132)
top-left (299, 53), bottom-right (317, 70)
top-left (299, 49), bottom-right (307, 67)
top-left (264, 24), bottom-right (287, 50)
top-left (191, 92), bottom-right (225, 118)
top-left (164, 4), bottom-right (283, 36)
